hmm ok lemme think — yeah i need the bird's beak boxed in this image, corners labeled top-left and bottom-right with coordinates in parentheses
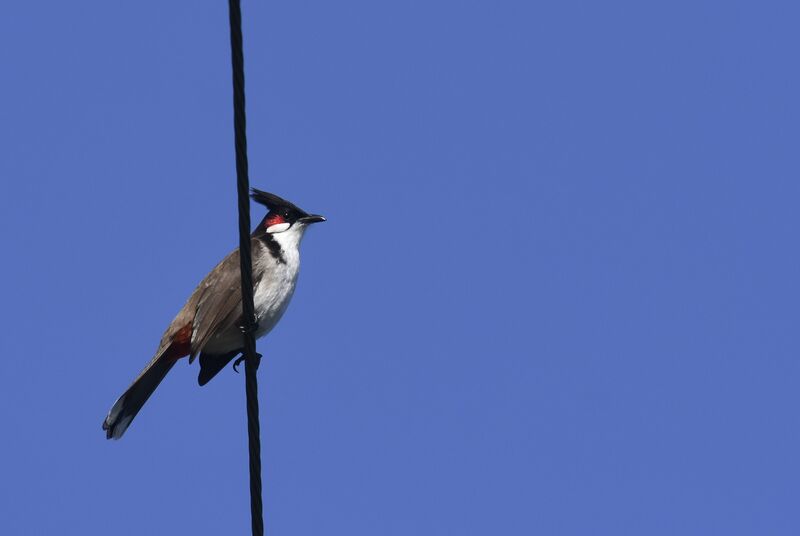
top-left (299, 214), bottom-right (326, 224)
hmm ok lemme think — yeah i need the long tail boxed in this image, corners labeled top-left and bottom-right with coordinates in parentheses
top-left (103, 355), bottom-right (177, 439)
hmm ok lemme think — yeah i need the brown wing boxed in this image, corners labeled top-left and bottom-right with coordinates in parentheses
top-left (190, 247), bottom-right (245, 358)
top-left (156, 239), bottom-right (263, 363)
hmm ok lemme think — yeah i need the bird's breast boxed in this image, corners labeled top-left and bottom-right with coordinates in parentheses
top-left (252, 247), bottom-right (300, 338)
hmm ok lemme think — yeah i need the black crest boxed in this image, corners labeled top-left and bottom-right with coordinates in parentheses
top-left (250, 188), bottom-right (306, 214)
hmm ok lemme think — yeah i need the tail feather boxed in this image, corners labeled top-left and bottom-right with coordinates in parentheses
top-left (103, 356), bottom-right (177, 439)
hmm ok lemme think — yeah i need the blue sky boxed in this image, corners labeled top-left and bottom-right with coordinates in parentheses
top-left (1, 1), bottom-right (799, 534)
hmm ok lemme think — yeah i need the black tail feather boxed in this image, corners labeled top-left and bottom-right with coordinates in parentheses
top-left (102, 356), bottom-right (176, 439)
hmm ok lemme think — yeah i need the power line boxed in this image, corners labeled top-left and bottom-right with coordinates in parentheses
top-left (227, 1), bottom-right (264, 534)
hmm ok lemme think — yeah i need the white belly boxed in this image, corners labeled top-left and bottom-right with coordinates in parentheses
top-left (252, 260), bottom-right (299, 338)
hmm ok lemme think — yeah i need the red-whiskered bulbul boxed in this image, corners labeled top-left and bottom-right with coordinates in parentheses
top-left (102, 189), bottom-right (325, 439)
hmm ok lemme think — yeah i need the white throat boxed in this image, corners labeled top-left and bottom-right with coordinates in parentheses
top-left (271, 223), bottom-right (307, 254)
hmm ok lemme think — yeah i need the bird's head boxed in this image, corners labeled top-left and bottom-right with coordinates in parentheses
top-left (251, 188), bottom-right (326, 235)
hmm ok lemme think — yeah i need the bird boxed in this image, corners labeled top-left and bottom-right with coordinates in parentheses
top-left (102, 188), bottom-right (325, 439)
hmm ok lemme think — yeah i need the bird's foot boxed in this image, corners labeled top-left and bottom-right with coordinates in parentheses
top-left (233, 352), bottom-right (262, 373)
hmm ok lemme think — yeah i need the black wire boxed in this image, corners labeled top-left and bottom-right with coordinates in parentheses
top-left (227, 1), bottom-right (264, 535)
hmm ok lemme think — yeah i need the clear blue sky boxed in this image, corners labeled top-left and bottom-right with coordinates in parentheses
top-left (1, 1), bottom-right (798, 534)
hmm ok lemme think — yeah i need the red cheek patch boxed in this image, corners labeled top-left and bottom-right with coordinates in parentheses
top-left (266, 214), bottom-right (286, 227)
